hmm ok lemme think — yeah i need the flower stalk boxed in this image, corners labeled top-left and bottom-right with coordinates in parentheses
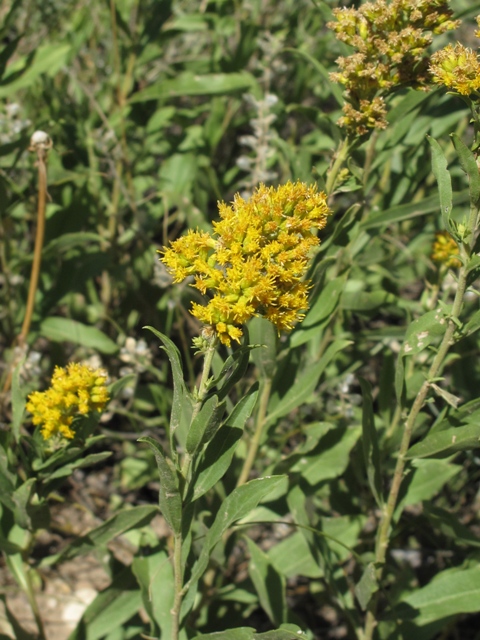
top-left (20, 132), bottom-right (52, 347)
top-left (236, 376), bottom-right (273, 487)
top-left (2, 132), bottom-right (51, 396)
top-left (362, 198), bottom-right (479, 640)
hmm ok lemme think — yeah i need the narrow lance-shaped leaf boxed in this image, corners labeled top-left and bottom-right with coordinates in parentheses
top-left (246, 538), bottom-right (287, 626)
top-left (358, 378), bottom-right (383, 508)
top-left (191, 387), bottom-right (259, 501)
top-left (144, 326), bottom-right (193, 453)
top-left (187, 476), bottom-right (285, 595)
top-left (138, 436), bottom-right (182, 535)
top-left (132, 546), bottom-right (175, 639)
top-left (427, 135), bottom-right (453, 234)
top-left (400, 566), bottom-right (480, 625)
top-left (362, 189), bottom-right (470, 230)
top-left (11, 361), bottom-right (25, 443)
top-left (355, 562), bottom-right (379, 611)
top-left (406, 422), bottom-right (480, 459)
top-left (451, 132), bottom-right (480, 207)
top-left (265, 340), bottom-right (352, 428)
top-left (215, 326), bottom-right (252, 401)
top-left (39, 505), bottom-right (159, 566)
top-left (249, 317), bottom-right (278, 379)
top-left (40, 317), bottom-right (119, 354)
top-left (185, 395), bottom-right (225, 455)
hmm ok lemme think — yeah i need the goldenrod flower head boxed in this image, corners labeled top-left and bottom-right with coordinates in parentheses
top-left (475, 15), bottom-right (480, 39)
top-left (431, 231), bottom-right (461, 269)
top-left (430, 43), bottom-right (480, 95)
top-left (26, 363), bottom-right (109, 440)
top-left (161, 182), bottom-right (331, 347)
top-left (339, 98), bottom-right (388, 137)
top-left (327, 0), bottom-right (459, 135)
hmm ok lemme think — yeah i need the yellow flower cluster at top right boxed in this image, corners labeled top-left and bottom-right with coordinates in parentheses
top-left (430, 18), bottom-right (480, 95)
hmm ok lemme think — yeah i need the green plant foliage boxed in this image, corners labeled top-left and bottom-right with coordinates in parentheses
top-left (3, 0), bottom-right (480, 639)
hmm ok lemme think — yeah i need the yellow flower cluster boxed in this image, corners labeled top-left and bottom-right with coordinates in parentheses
top-left (431, 231), bottom-right (461, 269)
top-left (328, 0), bottom-right (459, 135)
top-left (430, 42), bottom-right (480, 96)
top-left (161, 182), bottom-right (331, 347)
top-left (26, 363), bottom-right (109, 440)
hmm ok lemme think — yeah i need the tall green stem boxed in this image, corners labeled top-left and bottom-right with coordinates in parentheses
top-left (362, 205), bottom-right (478, 640)
top-left (2, 135), bottom-right (50, 396)
top-left (325, 137), bottom-right (352, 198)
top-left (181, 338), bottom-right (217, 480)
top-left (236, 377), bottom-right (273, 487)
top-left (19, 138), bottom-right (50, 346)
top-left (171, 337), bottom-right (218, 640)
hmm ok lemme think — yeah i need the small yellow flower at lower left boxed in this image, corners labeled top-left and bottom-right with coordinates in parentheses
top-left (26, 363), bottom-right (109, 440)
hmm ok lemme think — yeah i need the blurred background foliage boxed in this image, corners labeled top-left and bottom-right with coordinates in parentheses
top-left (2, 0), bottom-right (480, 638)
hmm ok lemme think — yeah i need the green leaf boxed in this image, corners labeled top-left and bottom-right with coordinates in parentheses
top-left (46, 452), bottom-right (113, 481)
top-left (192, 389), bottom-right (258, 500)
top-left (246, 538), bottom-right (286, 626)
top-left (462, 306), bottom-right (480, 338)
top-left (397, 460), bottom-right (461, 515)
top-left (341, 289), bottom-right (395, 312)
top-left (427, 135), bottom-right (453, 233)
top-left (43, 231), bottom-right (105, 256)
top-left (11, 361), bottom-right (25, 442)
top-left (191, 626), bottom-right (308, 640)
top-left (132, 545), bottom-right (175, 638)
top-left (265, 340), bottom-right (352, 428)
top-left (401, 308), bottom-right (447, 357)
top-left (248, 317), bottom-right (278, 379)
top-left (387, 88), bottom-right (432, 126)
top-left (108, 373), bottom-right (137, 399)
top-left (267, 531), bottom-right (322, 579)
top-left (283, 47), bottom-right (344, 107)
top-left (130, 71), bottom-right (255, 102)
top-left (254, 627), bottom-right (309, 639)
top-left (362, 190), bottom-right (469, 230)
top-left (0, 449), bottom-right (16, 512)
top-left (40, 317), bottom-right (119, 354)
top-left (67, 566), bottom-right (141, 640)
top-left (215, 332), bottom-right (252, 401)
top-left (358, 377), bottom-right (383, 508)
top-left (290, 425), bottom-right (361, 485)
top-left (40, 505), bottom-right (158, 566)
top-left (138, 436), bottom-right (182, 535)
top-left (186, 395), bottom-right (225, 455)
top-left (423, 504), bottom-right (480, 548)
top-left (12, 478), bottom-right (36, 529)
top-left (290, 272), bottom-right (348, 348)
top-left (400, 566), bottom-right (480, 625)
top-left (188, 476), bottom-right (285, 587)
top-left (192, 630), bottom-right (255, 640)
top-left (0, 533), bottom-right (23, 555)
top-left (0, 43), bottom-right (70, 97)
top-left (355, 562), bottom-right (379, 611)
top-left (32, 435), bottom-right (105, 473)
top-left (0, 592), bottom-right (37, 640)
top-left (451, 133), bottom-right (480, 206)
top-left (406, 423), bottom-right (480, 458)
top-left (191, 427), bottom-right (242, 501)
top-left (144, 326), bottom-right (193, 451)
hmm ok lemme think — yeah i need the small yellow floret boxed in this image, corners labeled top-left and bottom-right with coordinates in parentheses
top-left (26, 363), bottom-right (109, 441)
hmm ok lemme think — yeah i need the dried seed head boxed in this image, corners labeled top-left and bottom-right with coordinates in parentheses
top-left (29, 130), bottom-right (52, 152)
